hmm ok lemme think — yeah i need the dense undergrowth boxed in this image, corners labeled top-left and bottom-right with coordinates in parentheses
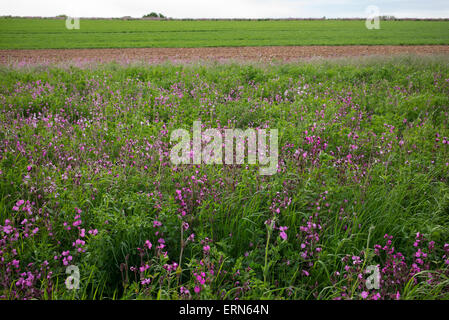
top-left (1, 56), bottom-right (449, 299)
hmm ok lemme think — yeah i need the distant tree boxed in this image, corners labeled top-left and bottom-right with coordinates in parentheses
top-left (143, 12), bottom-right (159, 18)
top-left (143, 12), bottom-right (166, 19)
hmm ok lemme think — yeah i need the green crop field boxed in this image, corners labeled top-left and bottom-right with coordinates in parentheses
top-left (0, 18), bottom-right (449, 49)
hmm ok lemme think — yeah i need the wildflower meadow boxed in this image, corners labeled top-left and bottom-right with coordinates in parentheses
top-left (1, 56), bottom-right (449, 300)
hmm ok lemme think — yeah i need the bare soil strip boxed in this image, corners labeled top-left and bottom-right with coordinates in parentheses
top-left (1, 46), bottom-right (449, 65)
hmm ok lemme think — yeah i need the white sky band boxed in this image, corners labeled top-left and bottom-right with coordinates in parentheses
top-left (2, 0), bottom-right (449, 19)
top-left (170, 121), bottom-right (278, 175)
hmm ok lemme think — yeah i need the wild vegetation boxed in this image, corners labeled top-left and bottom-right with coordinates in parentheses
top-left (1, 56), bottom-right (449, 299)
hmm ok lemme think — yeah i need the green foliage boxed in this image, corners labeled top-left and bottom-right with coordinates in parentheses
top-left (0, 56), bottom-right (448, 299)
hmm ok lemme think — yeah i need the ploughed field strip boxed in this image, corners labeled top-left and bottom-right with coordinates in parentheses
top-left (1, 45), bottom-right (449, 65)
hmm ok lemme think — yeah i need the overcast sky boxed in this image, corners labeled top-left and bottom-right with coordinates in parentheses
top-left (1, 0), bottom-right (449, 19)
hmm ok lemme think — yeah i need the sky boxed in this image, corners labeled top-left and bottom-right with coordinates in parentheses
top-left (1, 0), bottom-right (449, 19)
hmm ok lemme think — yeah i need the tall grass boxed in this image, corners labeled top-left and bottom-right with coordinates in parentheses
top-left (0, 56), bottom-right (448, 299)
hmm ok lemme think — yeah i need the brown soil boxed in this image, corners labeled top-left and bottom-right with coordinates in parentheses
top-left (1, 46), bottom-right (449, 65)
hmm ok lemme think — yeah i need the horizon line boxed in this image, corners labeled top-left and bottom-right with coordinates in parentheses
top-left (2, 15), bottom-right (449, 20)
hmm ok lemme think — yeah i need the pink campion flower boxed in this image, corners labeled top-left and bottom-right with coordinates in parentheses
top-left (361, 291), bottom-right (369, 299)
top-left (12, 259), bottom-right (20, 268)
top-left (73, 220), bottom-right (82, 227)
top-left (372, 293), bottom-right (381, 300)
top-left (2, 225), bottom-right (13, 234)
top-left (180, 287), bottom-right (189, 295)
top-left (153, 220), bottom-right (162, 228)
top-left (27, 165), bottom-right (32, 172)
top-left (279, 226), bottom-right (288, 240)
top-left (73, 239), bottom-right (85, 247)
top-left (157, 238), bottom-right (165, 249)
top-left (145, 240), bottom-right (152, 250)
top-left (12, 200), bottom-right (25, 211)
top-left (139, 264), bottom-right (150, 273)
top-left (203, 245), bottom-right (210, 253)
top-left (194, 286), bottom-right (201, 294)
top-left (80, 228), bottom-right (86, 238)
top-left (88, 229), bottom-right (98, 236)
